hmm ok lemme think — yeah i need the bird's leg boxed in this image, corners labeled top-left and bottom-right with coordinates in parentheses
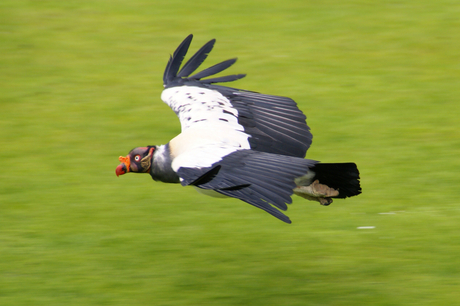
top-left (293, 180), bottom-right (339, 206)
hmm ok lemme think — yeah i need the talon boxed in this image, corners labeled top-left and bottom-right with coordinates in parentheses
top-left (319, 198), bottom-right (333, 206)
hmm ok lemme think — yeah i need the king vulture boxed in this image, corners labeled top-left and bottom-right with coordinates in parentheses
top-left (116, 34), bottom-right (361, 223)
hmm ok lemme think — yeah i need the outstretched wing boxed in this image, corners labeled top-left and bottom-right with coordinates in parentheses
top-left (161, 34), bottom-right (312, 158)
top-left (178, 150), bottom-right (318, 223)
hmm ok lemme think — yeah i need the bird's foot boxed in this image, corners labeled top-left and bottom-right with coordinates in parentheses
top-left (293, 180), bottom-right (338, 206)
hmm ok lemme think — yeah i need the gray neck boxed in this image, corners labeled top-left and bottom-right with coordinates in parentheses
top-left (149, 144), bottom-right (180, 183)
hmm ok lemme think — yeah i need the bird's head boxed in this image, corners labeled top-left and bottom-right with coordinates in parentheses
top-left (116, 146), bottom-right (156, 176)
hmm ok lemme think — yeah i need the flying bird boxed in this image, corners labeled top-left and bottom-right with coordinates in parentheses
top-left (116, 34), bottom-right (361, 223)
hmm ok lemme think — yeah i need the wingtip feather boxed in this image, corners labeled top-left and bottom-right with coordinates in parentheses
top-left (189, 58), bottom-right (238, 80)
top-left (163, 34), bottom-right (193, 84)
top-left (163, 36), bottom-right (245, 87)
top-left (177, 39), bottom-right (216, 78)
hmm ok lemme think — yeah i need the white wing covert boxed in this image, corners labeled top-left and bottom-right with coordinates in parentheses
top-left (161, 86), bottom-right (241, 133)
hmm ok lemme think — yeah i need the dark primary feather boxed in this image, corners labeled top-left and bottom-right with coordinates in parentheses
top-left (163, 34), bottom-right (193, 85)
top-left (177, 39), bottom-right (216, 78)
top-left (177, 150), bottom-right (318, 223)
top-left (163, 35), bottom-right (247, 88)
top-left (189, 58), bottom-right (238, 80)
top-left (198, 74), bottom-right (247, 84)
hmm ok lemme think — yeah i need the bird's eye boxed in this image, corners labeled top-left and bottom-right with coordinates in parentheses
top-left (134, 155), bottom-right (141, 161)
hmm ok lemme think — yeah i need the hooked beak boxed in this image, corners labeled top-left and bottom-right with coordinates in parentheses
top-left (116, 163), bottom-right (127, 176)
top-left (116, 155), bottom-right (130, 177)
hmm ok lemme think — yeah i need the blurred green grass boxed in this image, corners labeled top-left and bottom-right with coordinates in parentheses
top-left (1, 0), bottom-right (460, 305)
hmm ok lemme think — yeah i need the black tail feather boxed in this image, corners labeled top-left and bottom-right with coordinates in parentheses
top-left (163, 35), bottom-right (246, 87)
top-left (312, 163), bottom-right (361, 198)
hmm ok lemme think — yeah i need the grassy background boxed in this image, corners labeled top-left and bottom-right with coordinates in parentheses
top-left (1, 0), bottom-right (460, 305)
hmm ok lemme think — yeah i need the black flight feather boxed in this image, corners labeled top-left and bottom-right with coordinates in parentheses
top-left (177, 39), bottom-right (216, 78)
top-left (163, 36), bottom-right (246, 88)
top-left (199, 74), bottom-right (247, 84)
top-left (189, 58), bottom-right (238, 80)
top-left (163, 34), bottom-right (193, 85)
